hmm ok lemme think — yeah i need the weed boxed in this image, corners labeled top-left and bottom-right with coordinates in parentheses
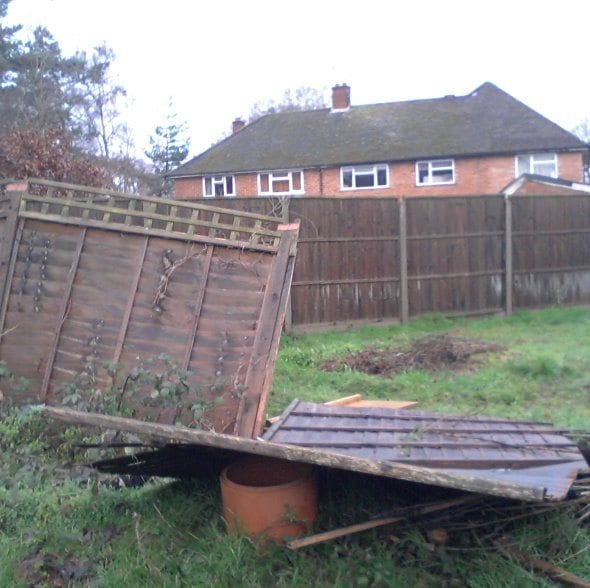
top-left (1, 307), bottom-right (590, 586)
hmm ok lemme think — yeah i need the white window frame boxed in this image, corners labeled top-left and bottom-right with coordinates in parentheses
top-left (415, 159), bottom-right (455, 186)
top-left (257, 170), bottom-right (304, 195)
top-left (340, 164), bottom-right (389, 190)
top-left (202, 175), bottom-right (235, 198)
top-left (515, 153), bottom-right (558, 178)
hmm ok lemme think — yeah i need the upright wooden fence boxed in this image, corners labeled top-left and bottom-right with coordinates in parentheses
top-left (211, 193), bottom-right (590, 328)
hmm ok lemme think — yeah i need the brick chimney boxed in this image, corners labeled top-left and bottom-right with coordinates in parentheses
top-left (331, 83), bottom-right (351, 112)
top-left (232, 118), bottom-right (245, 133)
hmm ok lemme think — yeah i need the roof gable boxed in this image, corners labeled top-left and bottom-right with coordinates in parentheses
top-left (171, 83), bottom-right (587, 177)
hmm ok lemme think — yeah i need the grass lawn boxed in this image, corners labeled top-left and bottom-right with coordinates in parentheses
top-left (1, 307), bottom-right (589, 587)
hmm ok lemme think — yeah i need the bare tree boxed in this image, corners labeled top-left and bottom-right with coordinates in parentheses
top-left (248, 86), bottom-right (328, 122)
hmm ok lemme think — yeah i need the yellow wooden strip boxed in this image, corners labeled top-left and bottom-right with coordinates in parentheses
top-left (324, 394), bottom-right (363, 406)
top-left (346, 400), bottom-right (418, 409)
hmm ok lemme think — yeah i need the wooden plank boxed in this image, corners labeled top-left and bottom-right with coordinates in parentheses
top-left (186, 209), bottom-right (199, 235)
top-left (166, 206), bottom-right (178, 231)
top-left (399, 198), bottom-right (409, 323)
top-left (287, 495), bottom-right (479, 549)
top-left (27, 179), bottom-right (281, 224)
top-left (292, 276), bottom-right (400, 287)
top-left (235, 224), bottom-right (300, 437)
top-left (208, 212), bottom-right (220, 237)
top-left (275, 424), bottom-right (567, 435)
top-left (505, 196), bottom-right (513, 316)
top-left (0, 218), bottom-right (24, 339)
top-left (229, 216), bottom-right (241, 242)
top-left (19, 195), bottom-right (283, 238)
top-left (124, 198), bottom-right (136, 225)
top-left (40, 406), bottom-right (549, 501)
top-left (0, 189), bottom-right (21, 319)
top-left (40, 228), bottom-right (87, 402)
top-left (298, 235), bottom-right (401, 243)
top-left (344, 400), bottom-right (418, 409)
top-left (17, 211), bottom-right (278, 253)
top-left (324, 394), bottom-right (363, 406)
top-left (112, 236), bottom-right (149, 364)
top-left (181, 244), bottom-right (214, 370)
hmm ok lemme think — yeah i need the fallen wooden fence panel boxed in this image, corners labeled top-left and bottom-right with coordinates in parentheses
top-left (0, 180), bottom-right (297, 438)
top-left (42, 405), bottom-right (588, 502)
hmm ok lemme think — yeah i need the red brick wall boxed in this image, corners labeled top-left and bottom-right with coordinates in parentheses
top-left (172, 152), bottom-right (585, 198)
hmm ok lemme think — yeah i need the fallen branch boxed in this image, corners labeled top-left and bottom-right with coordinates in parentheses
top-left (494, 537), bottom-right (590, 588)
top-left (287, 494), bottom-right (480, 550)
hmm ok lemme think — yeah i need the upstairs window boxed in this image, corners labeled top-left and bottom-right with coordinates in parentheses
top-left (516, 153), bottom-right (557, 178)
top-left (416, 159), bottom-right (455, 185)
top-left (203, 175), bottom-right (235, 198)
top-left (258, 170), bottom-right (304, 195)
top-left (341, 164), bottom-right (389, 190)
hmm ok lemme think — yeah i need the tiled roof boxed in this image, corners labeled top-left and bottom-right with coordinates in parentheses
top-left (170, 82), bottom-right (587, 177)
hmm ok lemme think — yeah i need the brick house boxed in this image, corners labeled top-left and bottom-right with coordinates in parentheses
top-left (168, 82), bottom-right (588, 199)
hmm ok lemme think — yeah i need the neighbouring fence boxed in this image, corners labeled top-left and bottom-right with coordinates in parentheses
top-left (204, 193), bottom-right (590, 328)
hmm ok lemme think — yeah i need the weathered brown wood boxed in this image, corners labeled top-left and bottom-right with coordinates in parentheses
top-left (298, 235), bottom-right (401, 243)
top-left (0, 218), bottom-right (24, 338)
top-left (287, 495), bottom-right (479, 549)
top-left (0, 188), bottom-right (22, 325)
top-left (277, 424), bottom-right (565, 435)
top-left (21, 194), bottom-right (281, 240)
top-left (399, 197), bottom-right (409, 323)
top-left (112, 236), bottom-right (149, 364)
top-left (292, 276), bottom-right (401, 287)
top-left (181, 244), bottom-right (213, 370)
top-left (505, 196), bottom-right (513, 316)
top-left (40, 406), bottom-right (548, 501)
top-left (281, 440), bottom-right (577, 450)
top-left (18, 211), bottom-right (278, 253)
top-left (26, 178), bottom-right (282, 221)
top-left (40, 228), bottom-right (86, 401)
top-left (287, 405), bottom-right (552, 425)
top-left (235, 225), bottom-right (300, 437)
top-left (494, 538), bottom-right (590, 588)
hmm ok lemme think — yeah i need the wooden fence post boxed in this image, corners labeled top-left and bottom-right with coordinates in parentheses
top-left (504, 195), bottom-right (513, 316)
top-left (282, 198), bottom-right (293, 331)
top-left (399, 197), bottom-right (409, 323)
top-left (0, 182), bottom-right (27, 337)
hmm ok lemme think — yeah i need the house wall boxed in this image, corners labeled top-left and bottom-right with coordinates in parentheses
top-left (172, 152), bottom-right (585, 199)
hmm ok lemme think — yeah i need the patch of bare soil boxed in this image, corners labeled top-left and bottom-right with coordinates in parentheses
top-left (322, 334), bottom-right (504, 377)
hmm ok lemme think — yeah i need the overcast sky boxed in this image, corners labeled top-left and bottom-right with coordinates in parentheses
top-left (5, 0), bottom-right (590, 159)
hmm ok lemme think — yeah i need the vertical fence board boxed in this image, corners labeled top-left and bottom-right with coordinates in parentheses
top-left (113, 236), bottom-right (149, 364)
top-left (40, 228), bottom-right (87, 401)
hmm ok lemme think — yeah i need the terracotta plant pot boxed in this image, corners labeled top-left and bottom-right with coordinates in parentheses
top-left (220, 456), bottom-right (318, 543)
